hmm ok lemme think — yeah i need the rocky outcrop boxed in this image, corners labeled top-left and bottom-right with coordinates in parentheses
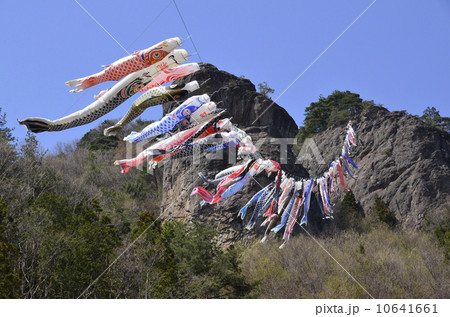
top-left (300, 106), bottom-right (450, 229)
top-left (154, 63), bottom-right (449, 241)
top-left (158, 64), bottom-right (308, 244)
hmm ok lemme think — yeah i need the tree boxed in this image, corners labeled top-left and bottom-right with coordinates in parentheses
top-left (434, 221), bottom-right (449, 261)
top-left (0, 107), bottom-right (14, 143)
top-left (296, 91), bottom-right (374, 145)
top-left (33, 193), bottom-right (121, 298)
top-left (0, 118), bottom-right (17, 182)
top-left (335, 190), bottom-right (362, 232)
top-left (150, 221), bottom-right (255, 298)
top-left (78, 120), bottom-right (119, 151)
top-left (371, 195), bottom-right (397, 228)
top-left (21, 132), bottom-right (46, 160)
top-left (0, 200), bottom-right (21, 298)
top-left (420, 106), bottom-right (450, 133)
top-left (257, 81), bottom-right (275, 99)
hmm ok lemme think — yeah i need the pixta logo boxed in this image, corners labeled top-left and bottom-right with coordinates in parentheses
top-left (296, 138), bottom-right (325, 165)
top-left (124, 135), bottom-right (325, 174)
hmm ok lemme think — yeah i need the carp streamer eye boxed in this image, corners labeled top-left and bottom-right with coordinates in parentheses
top-left (183, 109), bottom-right (191, 116)
top-left (151, 51), bottom-right (162, 60)
top-left (133, 84), bottom-right (144, 93)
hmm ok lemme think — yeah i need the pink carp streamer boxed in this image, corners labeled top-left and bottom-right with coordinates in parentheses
top-left (137, 63), bottom-right (200, 92)
top-left (191, 121), bottom-right (360, 248)
top-left (66, 37), bottom-right (182, 92)
top-left (336, 161), bottom-right (349, 191)
top-left (94, 63), bottom-right (200, 100)
top-left (115, 115), bottom-right (231, 173)
top-left (19, 50), bottom-right (189, 133)
top-left (114, 124), bottom-right (203, 174)
top-left (93, 88), bottom-right (110, 100)
top-left (192, 159), bottom-right (280, 205)
top-left (192, 162), bottom-right (251, 203)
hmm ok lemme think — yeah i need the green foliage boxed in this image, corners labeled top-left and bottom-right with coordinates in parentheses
top-left (0, 107), bottom-right (14, 143)
top-left (296, 91), bottom-right (374, 146)
top-left (0, 98), bottom-right (448, 299)
top-left (34, 194), bottom-right (121, 298)
top-left (336, 190), bottom-right (362, 232)
top-left (78, 120), bottom-right (119, 151)
top-left (148, 221), bottom-right (255, 298)
top-left (134, 118), bottom-right (154, 128)
top-left (125, 168), bottom-right (159, 201)
top-left (0, 200), bottom-right (21, 298)
top-left (257, 81), bottom-right (275, 99)
top-left (80, 133), bottom-right (119, 151)
top-left (420, 106), bottom-right (450, 133)
top-left (34, 192), bottom-right (71, 229)
top-left (359, 244), bottom-right (365, 254)
top-left (171, 222), bottom-right (217, 276)
top-left (434, 223), bottom-right (450, 261)
top-left (131, 211), bottom-right (161, 241)
top-left (0, 135), bottom-right (17, 183)
top-left (371, 195), bottom-right (397, 228)
top-left (21, 132), bottom-right (41, 159)
top-left (0, 116), bottom-right (165, 298)
top-left (384, 149), bottom-right (392, 156)
top-left (89, 135), bottom-right (119, 151)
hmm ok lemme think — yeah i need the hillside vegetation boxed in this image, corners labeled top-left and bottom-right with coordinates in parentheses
top-left (0, 95), bottom-right (448, 298)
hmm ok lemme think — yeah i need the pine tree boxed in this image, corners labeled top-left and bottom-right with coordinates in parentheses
top-left (420, 106), bottom-right (450, 133)
top-left (257, 81), bottom-right (275, 99)
top-left (0, 200), bottom-right (21, 298)
top-left (296, 91), bottom-right (374, 146)
top-left (149, 221), bottom-right (255, 298)
top-left (336, 190), bottom-right (362, 232)
top-left (0, 107), bottom-right (14, 143)
top-left (372, 195), bottom-right (397, 228)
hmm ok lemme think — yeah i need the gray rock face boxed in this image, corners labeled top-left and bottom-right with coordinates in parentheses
top-left (163, 63), bottom-right (299, 139)
top-left (300, 106), bottom-right (450, 229)
top-left (154, 64), bottom-right (448, 240)
top-left (158, 64), bottom-right (308, 244)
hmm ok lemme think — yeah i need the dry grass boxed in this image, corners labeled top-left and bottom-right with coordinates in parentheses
top-left (241, 225), bottom-right (449, 298)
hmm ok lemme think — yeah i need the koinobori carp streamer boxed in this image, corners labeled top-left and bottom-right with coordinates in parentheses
top-left (192, 121), bottom-right (359, 248)
top-left (66, 37), bottom-right (182, 92)
top-left (93, 63), bottom-right (200, 101)
top-left (25, 30), bottom-right (363, 250)
top-left (19, 49), bottom-right (189, 133)
top-left (121, 92), bottom-right (209, 141)
top-left (114, 114), bottom-right (229, 173)
top-left (105, 83), bottom-right (203, 137)
top-left (137, 63), bottom-right (200, 93)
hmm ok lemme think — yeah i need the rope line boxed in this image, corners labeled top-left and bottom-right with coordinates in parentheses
top-left (66, 0), bottom-right (177, 118)
top-left (298, 224), bottom-right (375, 299)
top-left (77, 209), bottom-right (166, 298)
top-left (71, 0), bottom-right (377, 299)
top-left (119, 0), bottom-right (174, 58)
top-left (249, 175), bottom-right (374, 299)
top-left (251, 0), bottom-right (377, 125)
top-left (172, 0), bottom-right (203, 63)
top-left (73, 0), bottom-right (130, 55)
top-left (78, 176), bottom-right (201, 298)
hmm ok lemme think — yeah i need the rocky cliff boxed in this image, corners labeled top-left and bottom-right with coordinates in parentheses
top-left (300, 106), bottom-right (450, 229)
top-left (156, 64), bottom-right (449, 242)
top-left (158, 64), bottom-right (308, 244)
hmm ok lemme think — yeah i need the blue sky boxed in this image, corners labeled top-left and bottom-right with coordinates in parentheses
top-left (1, 0), bottom-right (449, 151)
